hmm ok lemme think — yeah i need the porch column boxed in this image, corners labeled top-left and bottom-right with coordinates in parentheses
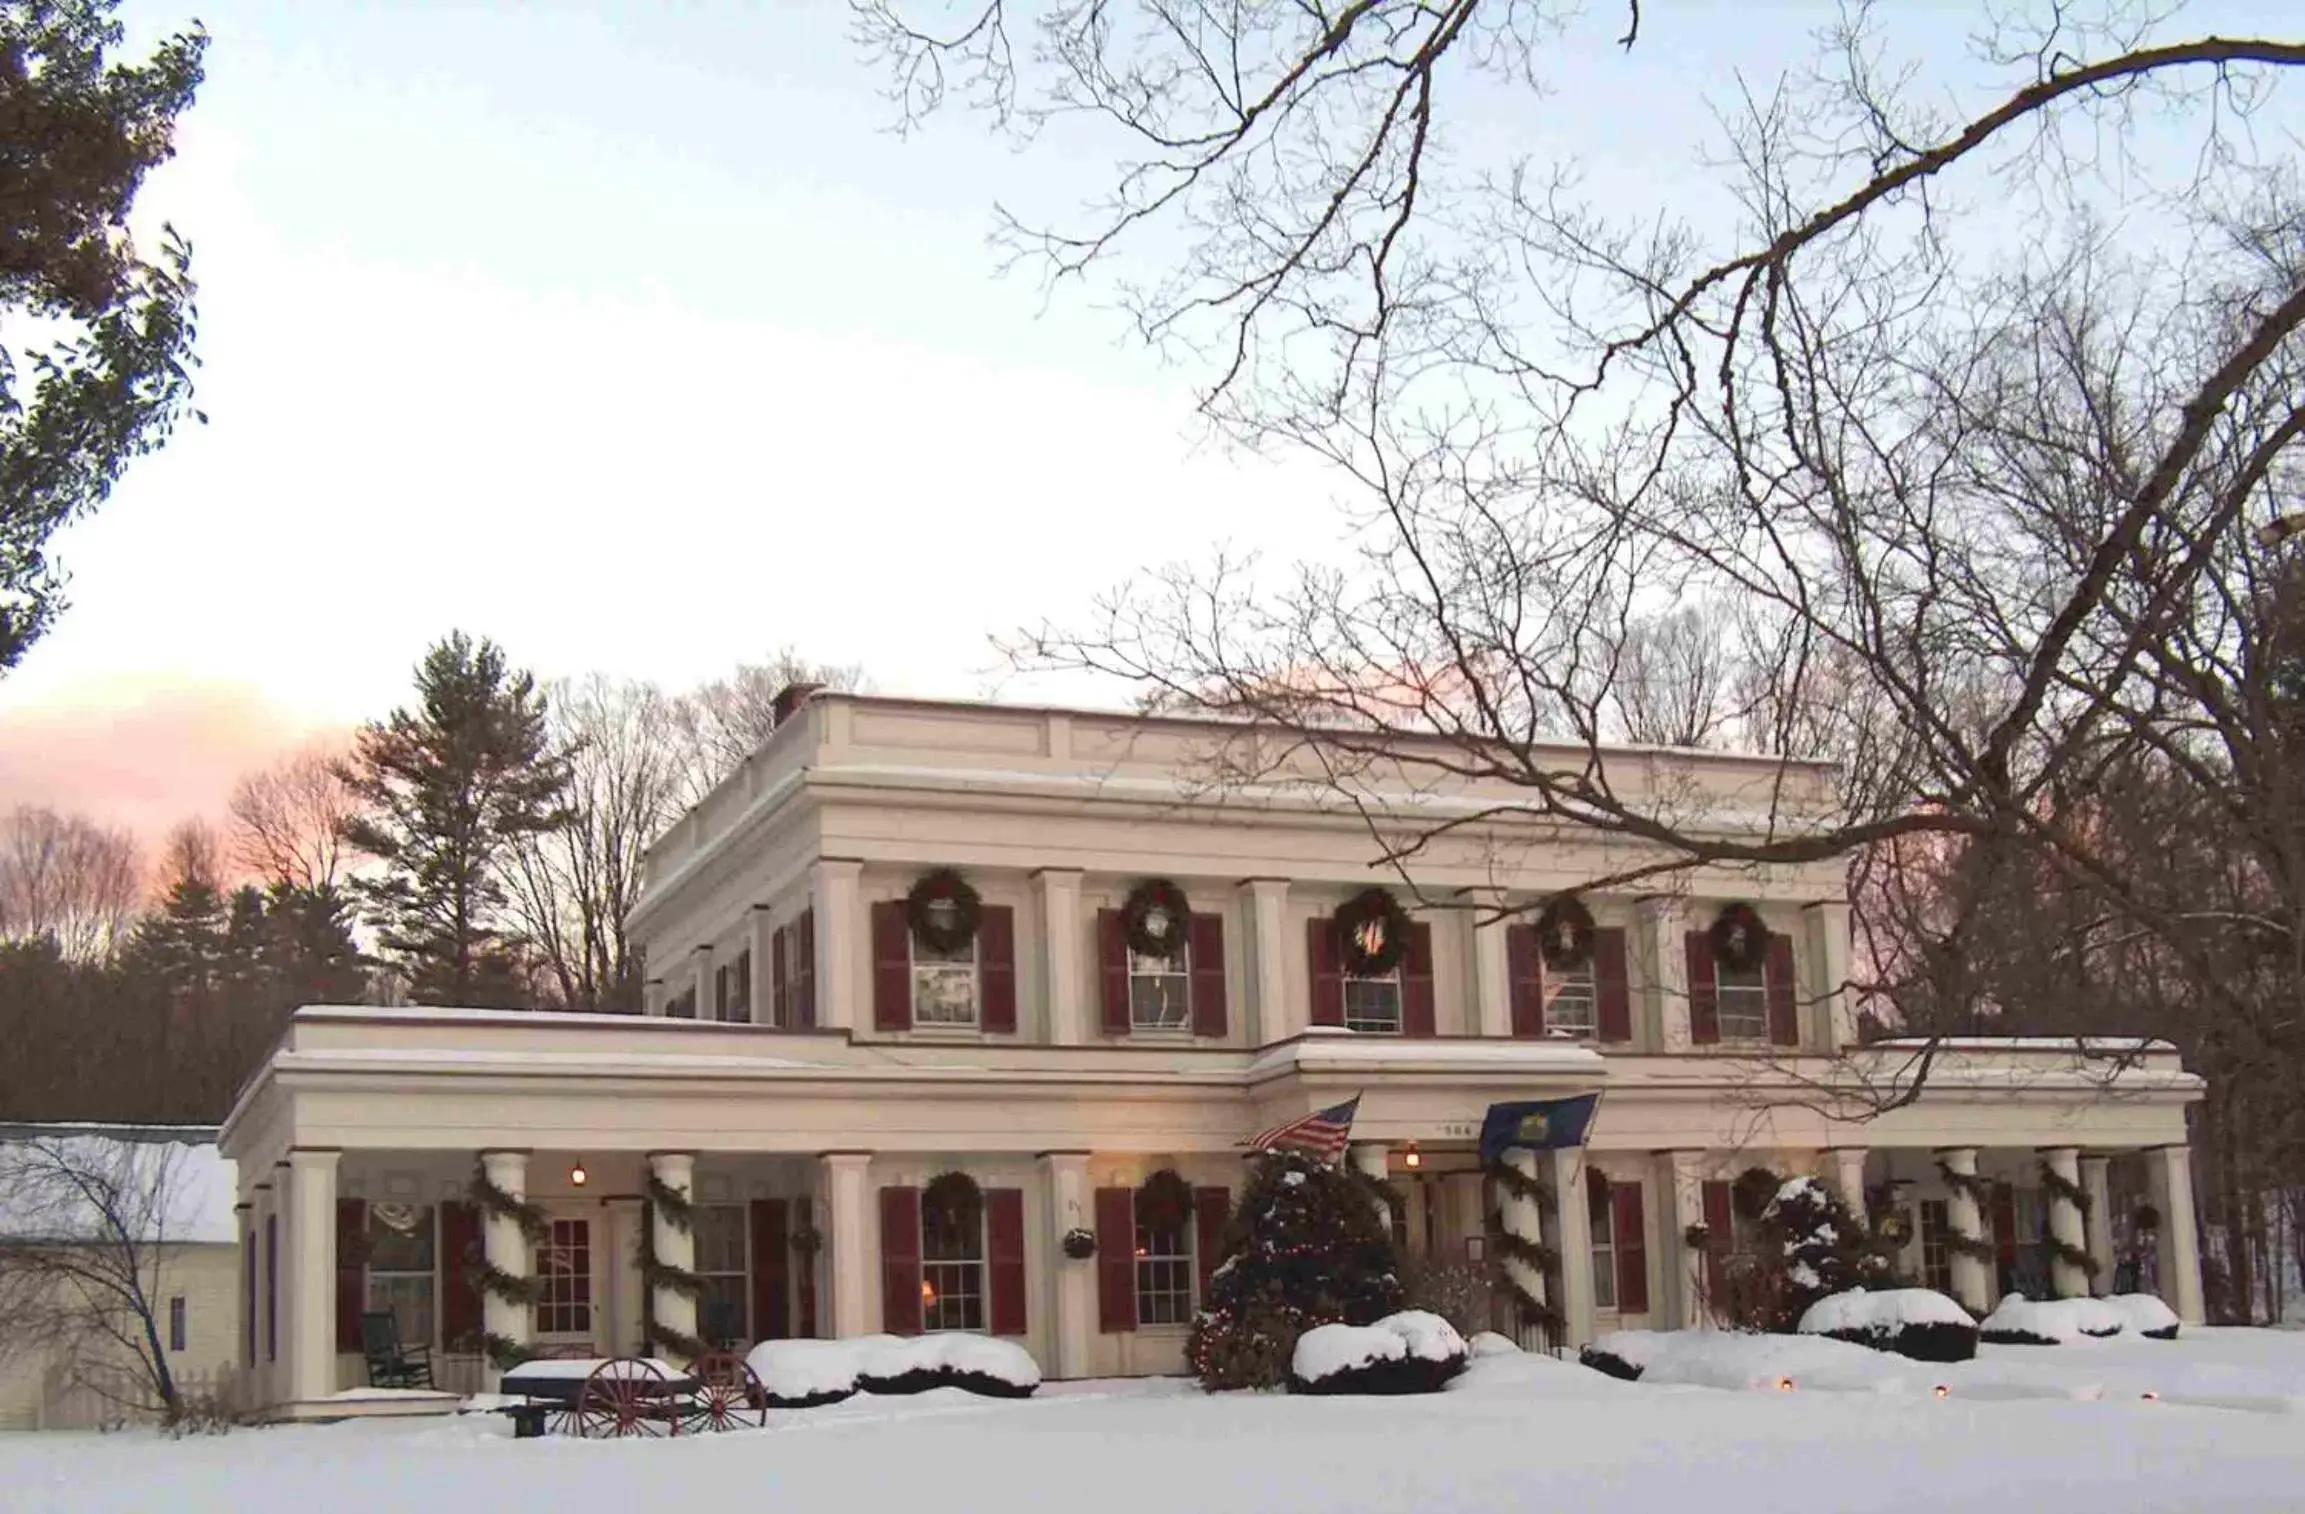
top-left (1636, 896), bottom-right (1689, 1051)
top-left (2146, 1144), bottom-right (2206, 1325)
top-left (2080, 1155), bottom-right (2115, 1290)
top-left (479, 1150), bottom-right (531, 1390)
top-left (1350, 1143), bottom-right (1392, 1229)
top-left (647, 1152), bottom-right (699, 1361)
top-left (1549, 1150), bottom-right (1598, 1348)
top-left (1665, 1150), bottom-right (1710, 1329)
top-left (1246, 879), bottom-right (1292, 1043)
top-left (747, 907), bottom-right (775, 1025)
top-left (1936, 1147), bottom-right (1991, 1318)
top-left (813, 858), bottom-right (864, 1032)
top-left (1468, 889), bottom-right (1512, 1038)
top-left (1040, 1152), bottom-right (1093, 1378)
top-left (2040, 1146), bottom-right (2089, 1299)
top-left (1037, 869), bottom-right (1086, 1045)
top-left (1801, 900), bottom-right (1851, 1050)
top-left (284, 1148), bottom-right (339, 1405)
top-left (1495, 1150), bottom-right (1549, 1346)
top-left (1824, 1148), bottom-right (1869, 1226)
top-left (691, 945), bottom-right (713, 1021)
top-left (821, 1151), bottom-right (874, 1338)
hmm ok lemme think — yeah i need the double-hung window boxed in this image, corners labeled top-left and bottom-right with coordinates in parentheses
top-left (694, 1206), bottom-right (749, 1344)
top-left (913, 936), bottom-right (980, 1028)
top-left (1129, 944), bottom-right (1192, 1031)
top-left (1343, 967), bottom-right (1403, 1034)
top-left (920, 1204), bottom-right (985, 1331)
top-left (536, 1219), bottom-right (593, 1337)
top-left (1714, 959), bottom-right (1769, 1041)
top-left (366, 1203), bottom-right (436, 1350)
top-left (1134, 1213), bottom-right (1195, 1325)
top-left (716, 952), bottom-right (751, 1022)
top-left (1546, 958), bottom-right (1599, 1039)
top-left (1588, 1178), bottom-right (1618, 1311)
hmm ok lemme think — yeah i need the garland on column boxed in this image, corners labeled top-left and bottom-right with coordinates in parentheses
top-left (470, 1166), bottom-right (551, 1244)
top-left (470, 1255), bottom-right (541, 1306)
top-left (1932, 1160), bottom-right (2000, 1265)
top-left (2035, 1161), bottom-right (2100, 1280)
top-left (638, 1173), bottom-right (709, 1359)
top-left (468, 1164), bottom-right (546, 1370)
top-left (1483, 1161), bottom-right (1563, 1336)
top-left (1934, 1158), bottom-right (1985, 1203)
top-left (2037, 1160), bottom-right (2093, 1217)
top-left (482, 1332), bottom-right (536, 1372)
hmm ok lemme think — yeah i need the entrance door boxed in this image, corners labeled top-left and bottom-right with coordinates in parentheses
top-left (535, 1217), bottom-right (596, 1349)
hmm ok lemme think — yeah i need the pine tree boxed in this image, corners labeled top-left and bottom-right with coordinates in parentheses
top-left (338, 632), bottom-right (572, 1007)
top-left (1759, 1176), bottom-right (1888, 1332)
top-left (261, 883), bottom-right (367, 1006)
top-left (1187, 1148), bottom-right (1405, 1389)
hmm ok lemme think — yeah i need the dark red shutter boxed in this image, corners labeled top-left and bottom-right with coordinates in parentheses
top-left (987, 1189), bottom-right (1027, 1336)
top-left (1308, 918), bottom-right (1344, 1026)
top-left (1190, 913), bottom-right (1228, 1038)
top-left (1095, 1187), bottom-right (1137, 1332)
top-left (795, 910), bottom-right (817, 1028)
top-left (880, 1186), bottom-right (923, 1335)
top-left (1193, 1187), bottom-right (1230, 1299)
top-left (771, 926), bottom-right (790, 1028)
top-left (980, 905), bottom-right (1017, 1033)
top-left (1507, 924), bottom-right (1544, 1037)
top-left (1765, 931), bottom-right (1799, 1047)
top-left (1612, 1181), bottom-right (1649, 1314)
top-left (751, 1199), bottom-right (790, 1343)
top-left (1098, 909), bottom-right (1131, 1035)
top-left (439, 1200), bottom-right (482, 1350)
top-left (1686, 932), bottom-right (1720, 1045)
top-left (334, 1198), bottom-right (366, 1352)
top-left (794, 1196), bottom-right (819, 1337)
top-left (872, 901), bottom-right (911, 1031)
top-left (1595, 927), bottom-right (1632, 1043)
top-left (1701, 1181), bottom-right (1733, 1305)
top-left (1991, 1182), bottom-right (2018, 1270)
top-left (1402, 922), bottom-right (1437, 1038)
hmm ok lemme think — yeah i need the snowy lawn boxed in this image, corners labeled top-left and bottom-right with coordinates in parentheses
top-left (8, 1329), bottom-right (2305, 1514)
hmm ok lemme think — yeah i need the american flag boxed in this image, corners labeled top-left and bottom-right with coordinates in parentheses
top-left (1244, 1095), bottom-right (1362, 1159)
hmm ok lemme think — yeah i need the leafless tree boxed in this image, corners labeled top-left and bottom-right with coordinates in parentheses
top-left (227, 741), bottom-right (353, 893)
top-left (669, 647), bottom-right (863, 807)
top-left (0, 806), bottom-right (142, 961)
top-left (154, 819), bottom-right (225, 901)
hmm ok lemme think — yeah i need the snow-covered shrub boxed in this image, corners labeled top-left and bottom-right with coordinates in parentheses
top-left (1978, 1295), bottom-right (2129, 1346)
top-left (1577, 1341), bottom-right (1645, 1381)
top-left (1289, 1310), bottom-right (1469, 1395)
top-left (747, 1339), bottom-right (862, 1408)
top-left (1757, 1177), bottom-right (1887, 1333)
top-left (1468, 1331), bottom-right (1522, 1358)
top-left (746, 1334), bottom-right (1041, 1405)
top-left (1798, 1288), bottom-right (1978, 1363)
top-left (2102, 1293), bottom-right (2181, 1340)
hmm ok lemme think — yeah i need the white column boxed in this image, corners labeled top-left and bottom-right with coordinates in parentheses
top-left (1350, 1142), bottom-right (1392, 1228)
top-left (2039, 1147), bottom-right (2088, 1299)
top-left (1038, 869), bottom-right (1086, 1045)
top-left (254, 1181), bottom-right (278, 1405)
top-left (2080, 1155), bottom-right (2115, 1291)
top-left (1802, 901), bottom-right (1852, 1050)
top-left (1549, 1149), bottom-right (1597, 1348)
top-left (1937, 1147), bottom-right (1990, 1317)
top-left (604, 1197), bottom-right (646, 1355)
top-left (1469, 890), bottom-right (1512, 1038)
top-left (1247, 879), bottom-right (1293, 1044)
top-left (1497, 1151), bottom-right (1549, 1345)
top-left (813, 859), bottom-right (863, 1032)
top-left (1637, 896), bottom-right (1690, 1051)
top-left (647, 1152), bottom-right (699, 1360)
top-left (1040, 1152), bottom-right (1093, 1378)
top-left (692, 946), bottom-right (713, 1020)
top-left (479, 1150), bottom-right (531, 1390)
top-left (821, 1152), bottom-right (873, 1338)
top-left (284, 1149), bottom-right (339, 1406)
top-left (2147, 1144), bottom-right (2205, 1325)
top-left (748, 907), bottom-right (775, 1025)
top-left (1825, 1148), bottom-right (1869, 1226)
top-left (1666, 1151), bottom-right (1711, 1329)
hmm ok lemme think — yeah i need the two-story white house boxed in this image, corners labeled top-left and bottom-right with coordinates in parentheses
top-left (219, 690), bottom-right (2206, 1419)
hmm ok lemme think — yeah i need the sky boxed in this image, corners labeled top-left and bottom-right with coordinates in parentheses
top-left (0, 0), bottom-right (2292, 849)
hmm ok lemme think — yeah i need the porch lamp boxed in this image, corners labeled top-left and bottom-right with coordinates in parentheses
top-left (569, 1162), bottom-right (589, 1188)
top-left (1403, 1142), bottom-right (1422, 1170)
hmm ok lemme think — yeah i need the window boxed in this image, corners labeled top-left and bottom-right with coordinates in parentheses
top-left (1129, 943), bottom-right (1191, 1031)
top-left (666, 986), bottom-right (697, 1020)
top-left (1134, 1211), bottom-right (1195, 1325)
top-left (242, 1230), bottom-right (256, 1366)
top-left (537, 1219), bottom-right (593, 1337)
top-left (366, 1202), bottom-right (436, 1350)
top-left (694, 1206), bottom-right (749, 1344)
top-left (1546, 958), bottom-right (1598, 1039)
top-left (1588, 1177), bottom-right (1617, 1311)
top-left (2006, 1189), bottom-right (2050, 1298)
top-left (1919, 1200), bottom-right (1952, 1295)
top-left (169, 1296), bottom-right (187, 1353)
top-left (265, 1214), bottom-right (277, 1362)
top-left (1714, 960), bottom-right (1769, 1041)
top-left (912, 936), bottom-right (979, 1028)
top-left (716, 951), bottom-right (751, 1023)
top-left (1343, 967), bottom-right (1402, 1034)
top-left (920, 1204), bottom-right (985, 1332)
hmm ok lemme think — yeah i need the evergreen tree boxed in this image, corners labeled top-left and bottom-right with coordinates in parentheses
top-left (1759, 1176), bottom-right (1889, 1332)
top-left (261, 882), bottom-right (367, 1006)
top-left (338, 632), bottom-right (572, 1007)
top-left (1187, 1148), bottom-right (1404, 1390)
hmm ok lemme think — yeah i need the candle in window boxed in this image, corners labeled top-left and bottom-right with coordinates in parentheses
top-left (921, 1280), bottom-right (937, 1306)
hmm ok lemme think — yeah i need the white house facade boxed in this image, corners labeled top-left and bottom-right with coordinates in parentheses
top-left (218, 691), bottom-right (2207, 1420)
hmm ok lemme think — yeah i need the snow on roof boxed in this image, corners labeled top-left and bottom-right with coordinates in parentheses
top-left (0, 1126), bottom-right (238, 1245)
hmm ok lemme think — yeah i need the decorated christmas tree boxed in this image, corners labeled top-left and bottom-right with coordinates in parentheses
top-left (1759, 1176), bottom-right (1888, 1331)
top-left (1187, 1147), bottom-right (1404, 1389)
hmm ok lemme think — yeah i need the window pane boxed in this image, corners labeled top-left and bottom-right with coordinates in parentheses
top-left (1546, 962), bottom-right (1598, 1037)
top-left (1134, 1220), bottom-right (1195, 1325)
top-left (369, 1272), bottom-right (434, 1350)
top-left (1715, 963), bottom-right (1768, 1040)
top-left (1129, 955), bottom-right (1191, 1030)
top-left (694, 1206), bottom-right (747, 1274)
top-left (914, 963), bottom-right (979, 1025)
top-left (537, 1219), bottom-right (592, 1336)
top-left (1344, 976), bottom-right (1401, 1033)
top-left (366, 1203), bottom-right (434, 1272)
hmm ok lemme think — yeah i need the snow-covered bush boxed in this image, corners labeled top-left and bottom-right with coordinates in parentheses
top-left (1289, 1311), bottom-right (1469, 1395)
top-left (1756, 1177), bottom-right (1887, 1333)
top-left (1798, 1288), bottom-right (1978, 1363)
top-left (2101, 1293), bottom-right (2181, 1340)
top-left (745, 1334), bottom-right (1041, 1405)
top-left (1578, 1341), bottom-right (1646, 1381)
top-left (1468, 1331), bottom-right (1522, 1358)
top-left (1980, 1294), bottom-right (2179, 1345)
top-left (746, 1339), bottom-right (862, 1408)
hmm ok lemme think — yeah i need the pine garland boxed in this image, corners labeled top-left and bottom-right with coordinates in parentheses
top-left (641, 1253), bottom-right (708, 1298)
top-left (646, 1319), bottom-right (708, 1360)
top-left (2043, 1232), bottom-right (2102, 1278)
top-left (470, 1256), bottom-right (541, 1306)
top-left (1486, 1158), bottom-right (1546, 1206)
top-left (1945, 1232), bottom-right (1999, 1264)
top-left (482, 1331), bottom-right (536, 1372)
top-left (1482, 1161), bottom-right (1563, 1338)
top-left (2037, 1161), bottom-right (2093, 1218)
top-left (1934, 1159), bottom-right (1987, 1204)
top-left (645, 1171), bottom-right (695, 1232)
top-left (470, 1166), bottom-right (550, 1245)
top-left (1488, 1227), bottom-right (1561, 1274)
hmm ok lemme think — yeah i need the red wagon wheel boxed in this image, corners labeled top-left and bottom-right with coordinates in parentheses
top-left (575, 1357), bottom-right (680, 1438)
top-left (683, 1349), bottom-right (768, 1433)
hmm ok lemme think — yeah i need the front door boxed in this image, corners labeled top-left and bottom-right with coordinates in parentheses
top-left (535, 1217), bottom-right (596, 1350)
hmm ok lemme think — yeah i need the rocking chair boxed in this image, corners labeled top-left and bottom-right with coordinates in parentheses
top-left (360, 1309), bottom-right (435, 1389)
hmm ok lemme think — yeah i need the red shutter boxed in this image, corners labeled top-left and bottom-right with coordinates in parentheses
top-left (1098, 909), bottom-right (1131, 1036)
top-left (1190, 913), bottom-right (1229, 1038)
top-left (793, 1196), bottom-right (819, 1337)
top-left (872, 901), bottom-right (911, 1031)
top-left (750, 1199), bottom-right (790, 1343)
top-left (1991, 1182), bottom-right (2018, 1269)
top-left (1308, 918), bottom-right (1344, 1026)
top-left (1595, 927), bottom-right (1632, 1043)
top-left (1193, 1187), bottom-right (1229, 1300)
top-left (1765, 931), bottom-right (1799, 1047)
top-left (1686, 932), bottom-right (1720, 1045)
top-left (1402, 921), bottom-right (1437, 1038)
top-left (1507, 924), bottom-right (1544, 1037)
top-left (980, 905), bottom-right (1018, 1033)
top-left (880, 1186), bottom-right (923, 1335)
top-left (795, 910), bottom-right (818, 1028)
top-left (1701, 1181), bottom-right (1733, 1306)
top-left (987, 1189), bottom-right (1028, 1336)
top-left (1095, 1187), bottom-right (1137, 1332)
top-left (439, 1201), bottom-right (483, 1350)
top-left (334, 1198), bottom-right (366, 1352)
top-left (771, 926), bottom-right (790, 1029)
top-left (1612, 1181), bottom-right (1649, 1314)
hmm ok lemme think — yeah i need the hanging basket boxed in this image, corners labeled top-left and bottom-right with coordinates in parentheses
top-left (907, 869), bottom-right (982, 953)
top-left (1533, 896), bottom-right (1596, 970)
top-left (1333, 888), bottom-right (1412, 976)
top-left (1709, 903), bottom-right (1769, 972)
top-left (1061, 1227), bottom-right (1098, 1261)
top-left (1121, 879), bottom-right (1193, 959)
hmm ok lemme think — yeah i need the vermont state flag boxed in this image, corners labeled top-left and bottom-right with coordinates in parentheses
top-left (1478, 1094), bottom-right (1601, 1164)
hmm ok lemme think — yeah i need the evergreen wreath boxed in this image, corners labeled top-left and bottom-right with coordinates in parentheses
top-left (1730, 1165), bottom-right (1782, 1222)
top-left (1121, 878), bottom-right (1193, 959)
top-left (923, 1170), bottom-right (984, 1234)
top-left (1533, 895), bottom-right (1597, 970)
top-left (469, 1164), bottom-right (550, 1245)
top-left (2131, 1203), bottom-right (2162, 1233)
top-left (1333, 888), bottom-right (1413, 976)
top-left (906, 868), bottom-right (982, 953)
top-left (790, 1220), bottom-right (824, 1255)
top-left (1709, 902), bottom-right (1770, 972)
top-left (1136, 1168), bottom-right (1197, 1232)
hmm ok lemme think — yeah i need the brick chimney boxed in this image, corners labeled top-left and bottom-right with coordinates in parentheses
top-left (771, 681), bottom-right (825, 726)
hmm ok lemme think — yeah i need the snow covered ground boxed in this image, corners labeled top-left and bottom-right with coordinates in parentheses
top-left (8, 1329), bottom-right (2305, 1514)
